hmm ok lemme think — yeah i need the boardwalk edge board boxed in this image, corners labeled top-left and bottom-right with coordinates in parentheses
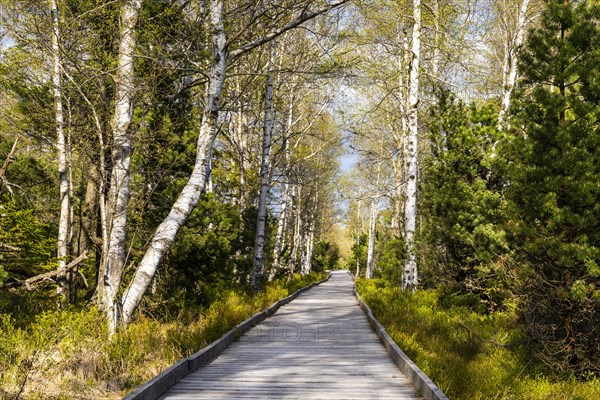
top-left (352, 280), bottom-right (449, 400)
top-left (123, 273), bottom-right (331, 400)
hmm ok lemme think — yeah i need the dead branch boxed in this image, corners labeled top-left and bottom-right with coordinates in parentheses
top-left (6, 253), bottom-right (89, 290)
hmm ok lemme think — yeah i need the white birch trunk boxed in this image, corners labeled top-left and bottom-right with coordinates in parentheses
top-left (366, 199), bottom-right (378, 279)
top-left (498, 0), bottom-right (531, 127)
top-left (301, 190), bottom-right (318, 276)
top-left (269, 96), bottom-right (294, 281)
top-left (355, 199), bottom-right (361, 277)
top-left (99, 0), bottom-right (142, 333)
top-left (0, 137), bottom-right (18, 185)
top-left (120, 0), bottom-right (227, 326)
top-left (402, 0), bottom-right (421, 292)
top-left (289, 184), bottom-right (302, 276)
top-left (50, 0), bottom-right (70, 296)
top-left (251, 40), bottom-right (276, 291)
top-left (301, 219), bottom-right (314, 276)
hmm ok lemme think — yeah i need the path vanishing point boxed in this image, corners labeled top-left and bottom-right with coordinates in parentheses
top-left (158, 271), bottom-right (421, 399)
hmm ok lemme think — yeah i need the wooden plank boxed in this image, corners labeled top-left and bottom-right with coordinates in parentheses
top-left (157, 271), bottom-right (423, 400)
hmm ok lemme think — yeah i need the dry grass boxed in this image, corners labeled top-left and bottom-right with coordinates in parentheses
top-left (0, 273), bottom-right (325, 399)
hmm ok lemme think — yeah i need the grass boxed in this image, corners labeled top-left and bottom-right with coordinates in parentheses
top-left (0, 272), bottom-right (326, 399)
top-left (356, 278), bottom-right (600, 400)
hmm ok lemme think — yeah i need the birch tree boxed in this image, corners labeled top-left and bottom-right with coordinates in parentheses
top-left (96, 0), bottom-right (142, 333)
top-left (402, 0), bottom-right (421, 291)
top-left (119, 0), bottom-right (350, 327)
top-left (497, 0), bottom-right (537, 127)
top-left (49, 0), bottom-right (70, 296)
top-left (251, 40), bottom-right (277, 291)
top-left (365, 198), bottom-right (378, 279)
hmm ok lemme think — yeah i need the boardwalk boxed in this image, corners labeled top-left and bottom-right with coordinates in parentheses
top-left (159, 271), bottom-right (420, 399)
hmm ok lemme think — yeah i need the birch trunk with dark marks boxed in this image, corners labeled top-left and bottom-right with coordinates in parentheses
top-left (301, 190), bottom-right (318, 275)
top-left (50, 0), bottom-right (70, 296)
top-left (98, 0), bottom-right (142, 334)
top-left (402, 0), bottom-right (420, 292)
top-left (289, 184), bottom-right (302, 276)
top-left (355, 199), bottom-right (361, 277)
top-left (120, 0), bottom-right (227, 326)
top-left (269, 94), bottom-right (294, 281)
top-left (251, 40), bottom-right (277, 292)
top-left (0, 137), bottom-right (18, 187)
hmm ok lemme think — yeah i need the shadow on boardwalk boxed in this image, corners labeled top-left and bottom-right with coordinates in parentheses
top-left (158, 271), bottom-right (420, 400)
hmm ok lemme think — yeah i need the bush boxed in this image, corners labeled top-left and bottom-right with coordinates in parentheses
top-left (356, 279), bottom-right (600, 399)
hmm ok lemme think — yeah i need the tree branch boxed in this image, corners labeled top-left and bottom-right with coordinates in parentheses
top-left (6, 253), bottom-right (89, 290)
top-left (228, 0), bottom-right (350, 62)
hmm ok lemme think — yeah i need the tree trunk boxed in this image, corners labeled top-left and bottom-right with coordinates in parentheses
top-left (269, 93), bottom-right (294, 281)
top-left (498, 0), bottom-right (531, 127)
top-left (301, 191), bottom-right (317, 276)
top-left (0, 137), bottom-right (18, 187)
top-left (301, 219), bottom-right (314, 275)
top-left (98, 0), bottom-right (142, 333)
top-left (402, 0), bottom-right (420, 292)
top-left (50, 0), bottom-right (70, 297)
top-left (289, 184), bottom-right (302, 276)
top-left (119, 0), bottom-right (227, 327)
top-left (251, 40), bottom-right (277, 292)
top-left (366, 199), bottom-right (378, 279)
top-left (355, 199), bottom-right (361, 277)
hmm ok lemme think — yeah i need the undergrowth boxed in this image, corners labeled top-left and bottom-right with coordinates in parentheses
top-left (0, 272), bottom-right (326, 399)
top-left (356, 279), bottom-right (600, 400)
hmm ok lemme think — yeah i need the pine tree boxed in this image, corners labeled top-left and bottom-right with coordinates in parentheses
top-left (505, 0), bottom-right (600, 374)
top-left (420, 91), bottom-right (508, 311)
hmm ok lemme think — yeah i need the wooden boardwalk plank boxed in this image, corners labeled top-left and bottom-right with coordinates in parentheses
top-left (158, 271), bottom-right (420, 400)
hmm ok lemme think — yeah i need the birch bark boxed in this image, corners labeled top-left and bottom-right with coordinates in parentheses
top-left (289, 183), bottom-right (302, 276)
top-left (269, 92), bottom-right (294, 281)
top-left (366, 198), bottom-right (378, 279)
top-left (402, 0), bottom-right (421, 292)
top-left (355, 199), bottom-right (361, 277)
top-left (251, 40), bottom-right (277, 292)
top-left (498, 0), bottom-right (531, 127)
top-left (100, 0), bottom-right (142, 333)
top-left (50, 0), bottom-right (70, 296)
top-left (120, 0), bottom-right (227, 326)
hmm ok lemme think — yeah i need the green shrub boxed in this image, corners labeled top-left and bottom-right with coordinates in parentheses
top-left (356, 279), bottom-right (600, 399)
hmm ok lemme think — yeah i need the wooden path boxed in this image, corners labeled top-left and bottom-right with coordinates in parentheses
top-left (159, 271), bottom-right (420, 399)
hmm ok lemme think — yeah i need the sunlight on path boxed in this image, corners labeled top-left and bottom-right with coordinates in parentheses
top-left (159, 271), bottom-right (419, 399)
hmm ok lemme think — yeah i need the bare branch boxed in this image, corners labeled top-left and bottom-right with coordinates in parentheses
top-left (6, 253), bottom-right (89, 290)
top-left (228, 0), bottom-right (350, 61)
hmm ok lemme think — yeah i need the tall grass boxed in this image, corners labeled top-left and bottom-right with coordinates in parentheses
top-left (0, 273), bottom-right (326, 399)
top-left (356, 279), bottom-right (600, 400)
